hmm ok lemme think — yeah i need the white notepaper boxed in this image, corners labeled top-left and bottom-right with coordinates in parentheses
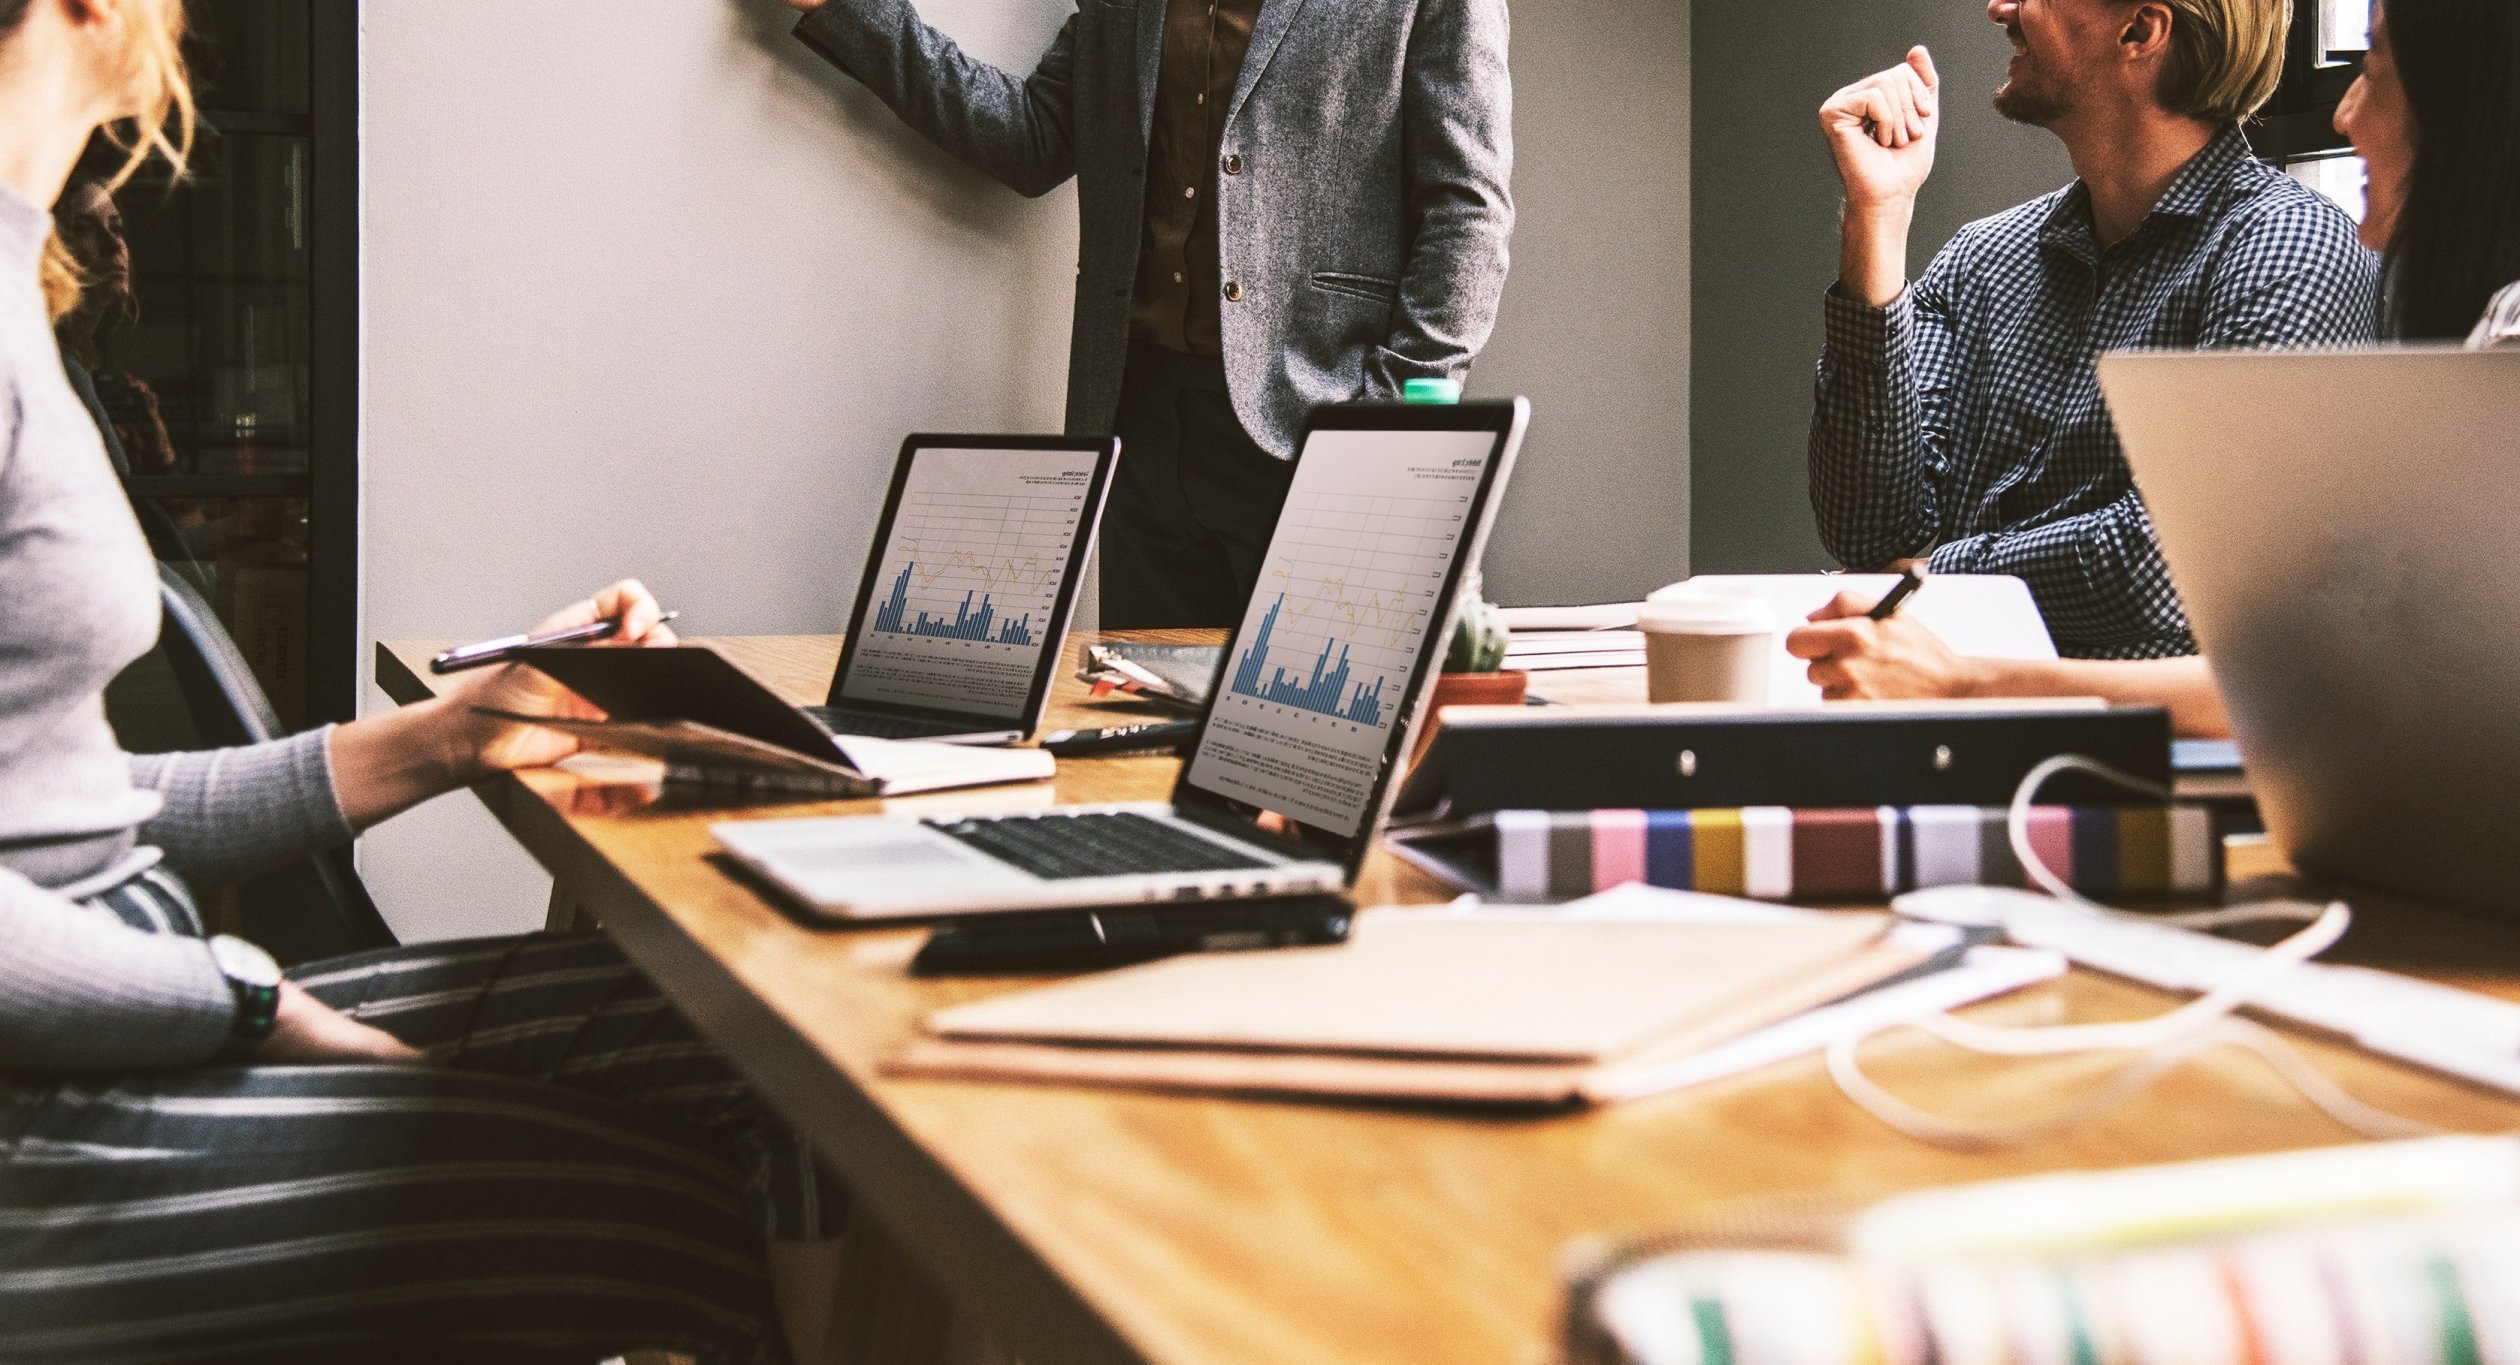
top-left (1677, 574), bottom-right (2058, 706)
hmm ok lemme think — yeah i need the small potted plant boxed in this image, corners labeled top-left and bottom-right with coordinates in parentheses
top-left (1414, 580), bottom-right (1526, 761)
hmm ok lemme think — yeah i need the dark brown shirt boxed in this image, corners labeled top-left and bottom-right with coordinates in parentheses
top-left (1129, 0), bottom-right (1261, 358)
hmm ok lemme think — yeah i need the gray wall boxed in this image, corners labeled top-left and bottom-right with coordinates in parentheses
top-left (358, 0), bottom-right (1081, 940)
top-left (1690, 1), bottom-right (2069, 572)
top-left (1475, 0), bottom-right (1692, 608)
top-left (357, 0), bottom-right (1693, 940)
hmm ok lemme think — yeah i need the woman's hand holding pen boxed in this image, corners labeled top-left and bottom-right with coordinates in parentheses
top-left (329, 580), bottom-right (678, 830)
top-left (441, 580), bottom-right (680, 777)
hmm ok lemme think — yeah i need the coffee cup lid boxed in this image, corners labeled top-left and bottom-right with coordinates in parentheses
top-left (1640, 582), bottom-right (1775, 633)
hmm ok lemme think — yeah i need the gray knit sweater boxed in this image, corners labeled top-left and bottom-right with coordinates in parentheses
top-left (0, 183), bottom-right (352, 1074)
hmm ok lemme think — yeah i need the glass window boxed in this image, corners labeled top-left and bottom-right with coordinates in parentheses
top-left (2323, 0), bottom-right (2373, 59)
top-left (2289, 153), bottom-right (2368, 223)
top-left (76, 3), bottom-right (333, 730)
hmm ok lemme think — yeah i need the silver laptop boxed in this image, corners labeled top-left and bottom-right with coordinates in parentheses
top-left (2100, 347), bottom-right (2520, 913)
top-left (714, 399), bottom-right (1531, 919)
top-left (804, 434), bottom-right (1118, 745)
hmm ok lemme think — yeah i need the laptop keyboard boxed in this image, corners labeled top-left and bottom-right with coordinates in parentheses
top-left (926, 812), bottom-right (1272, 881)
top-left (802, 705), bottom-right (985, 741)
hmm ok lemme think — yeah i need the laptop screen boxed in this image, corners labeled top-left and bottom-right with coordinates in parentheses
top-left (831, 437), bottom-right (1116, 725)
top-left (1178, 402), bottom-right (1525, 859)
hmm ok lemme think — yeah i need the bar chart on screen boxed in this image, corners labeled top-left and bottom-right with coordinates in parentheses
top-left (838, 446), bottom-right (1098, 718)
top-left (1230, 595), bottom-right (1392, 723)
top-left (1187, 428), bottom-right (1498, 833)
top-left (870, 557), bottom-right (1044, 646)
top-left (1223, 486), bottom-right (1462, 728)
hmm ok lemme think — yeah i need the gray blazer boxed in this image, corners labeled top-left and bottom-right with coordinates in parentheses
top-left (796, 0), bottom-right (1514, 458)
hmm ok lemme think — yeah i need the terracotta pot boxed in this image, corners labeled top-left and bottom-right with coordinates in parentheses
top-left (1411, 669), bottom-right (1529, 765)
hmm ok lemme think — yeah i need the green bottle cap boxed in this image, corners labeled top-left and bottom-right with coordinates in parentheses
top-left (1402, 377), bottom-right (1463, 405)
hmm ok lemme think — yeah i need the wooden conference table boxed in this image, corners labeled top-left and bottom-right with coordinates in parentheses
top-left (377, 633), bottom-right (2520, 1365)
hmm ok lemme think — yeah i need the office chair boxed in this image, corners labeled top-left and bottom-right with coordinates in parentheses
top-left (142, 563), bottom-right (400, 962)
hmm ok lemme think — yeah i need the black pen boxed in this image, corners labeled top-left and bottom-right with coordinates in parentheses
top-left (430, 611), bottom-right (680, 675)
top-left (1867, 564), bottom-right (1928, 621)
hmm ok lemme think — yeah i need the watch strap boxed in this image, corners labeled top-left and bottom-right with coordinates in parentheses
top-left (209, 936), bottom-right (282, 1061)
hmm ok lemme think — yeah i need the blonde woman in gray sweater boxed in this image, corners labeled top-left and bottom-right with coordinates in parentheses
top-left (0, 3), bottom-right (839, 1362)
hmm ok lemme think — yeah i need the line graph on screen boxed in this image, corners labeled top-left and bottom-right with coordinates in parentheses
top-left (1225, 488), bottom-right (1462, 724)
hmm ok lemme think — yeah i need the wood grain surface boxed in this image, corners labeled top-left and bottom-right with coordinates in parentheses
top-left (377, 635), bottom-right (2520, 1365)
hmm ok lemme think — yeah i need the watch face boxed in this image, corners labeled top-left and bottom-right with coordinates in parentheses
top-left (209, 935), bottom-right (284, 990)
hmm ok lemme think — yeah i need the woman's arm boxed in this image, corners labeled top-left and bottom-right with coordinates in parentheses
top-left (329, 580), bottom-right (677, 829)
top-left (133, 580), bottom-right (677, 873)
top-left (0, 866), bottom-right (234, 1072)
top-left (1785, 592), bottom-right (2228, 739)
top-left (131, 729), bottom-right (349, 886)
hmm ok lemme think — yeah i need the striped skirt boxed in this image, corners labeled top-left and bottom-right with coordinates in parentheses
top-left (0, 868), bottom-right (845, 1365)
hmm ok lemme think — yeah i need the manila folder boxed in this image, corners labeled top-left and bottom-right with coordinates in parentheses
top-left (895, 911), bottom-right (1920, 1105)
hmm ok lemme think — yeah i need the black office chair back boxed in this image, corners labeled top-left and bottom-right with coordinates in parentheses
top-left (156, 563), bottom-right (284, 746)
top-left (146, 565), bottom-right (399, 960)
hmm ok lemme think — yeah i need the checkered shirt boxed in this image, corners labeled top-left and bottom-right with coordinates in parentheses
top-left (1809, 126), bottom-right (2383, 659)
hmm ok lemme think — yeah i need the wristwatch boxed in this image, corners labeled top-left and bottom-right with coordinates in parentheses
top-left (207, 935), bottom-right (283, 1061)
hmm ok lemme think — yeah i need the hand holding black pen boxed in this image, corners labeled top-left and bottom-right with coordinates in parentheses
top-left (322, 580), bottom-right (680, 837)
top-left (1866, 562), bottom-right (1928, 621)
top-left (417, 580), bottom-right (685, 779)
top-left (433, 610), bottom-right (682, 674)
top-left (1785, 563), bottom-right (1978, 703)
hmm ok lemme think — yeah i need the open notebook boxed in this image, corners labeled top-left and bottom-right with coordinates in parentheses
top-left (475, 709), bottom-right (1052, 799)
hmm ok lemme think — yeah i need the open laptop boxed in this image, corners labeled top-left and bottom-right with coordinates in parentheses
top-left (2099, 346), bottom-right (2520, 914)
top-left (804, 433), bottom-right (1118, 743)
top-left (518, 434), bottom-right (1115, 752)
top-left (713, 398), bottom-right (1531, 919)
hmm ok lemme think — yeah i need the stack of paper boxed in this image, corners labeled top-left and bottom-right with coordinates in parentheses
top-left (1503, 630), bottom-right (1648, 673)
top-left (1500, 603), bottom-right (1647, 632)
top-left (1494, 603), bottom-right (1651, 673)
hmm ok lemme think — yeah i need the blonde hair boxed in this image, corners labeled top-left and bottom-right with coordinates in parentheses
top-left (2157, 0), bottom-right (2294, 123)
top-left (11, 0), bottom-right (197, 320)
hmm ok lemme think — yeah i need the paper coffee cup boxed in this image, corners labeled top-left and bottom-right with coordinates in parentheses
top-left (1639, 584), bottom-right (1775, 704)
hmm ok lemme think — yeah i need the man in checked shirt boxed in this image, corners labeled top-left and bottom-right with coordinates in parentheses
top-left (1808, 0), bottom-right (2379, 661)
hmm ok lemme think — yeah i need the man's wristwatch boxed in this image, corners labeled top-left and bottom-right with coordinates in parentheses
top-left (208, 935), bottom-right (284, 1061)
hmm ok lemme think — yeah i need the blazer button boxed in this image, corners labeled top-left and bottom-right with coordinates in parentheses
top-left (1223, 282), bottom-right (1244, 302)
top-left (1222, 153), bottom-right (1245, 176)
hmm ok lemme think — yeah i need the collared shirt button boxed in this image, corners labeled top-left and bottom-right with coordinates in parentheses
top-left (1172, 272), bottom-right (1185, 285)
top-left (1223, 282), bottom-right (1243, 302)
top-left (1183, 185), bottom-right (1196, 200)
top-left (1196, 92), bottom-right (1206, 105)
top-left (1223, 154), bottom-right (1244, 176)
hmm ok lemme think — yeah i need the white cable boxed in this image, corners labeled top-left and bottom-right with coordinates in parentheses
top-left (1827, 1016), bottom-right (2440, 1148)
top-left (2004, 752), bottom-right (2167, 909)
top-left (1825, 753), bottom-right (2435, 1148)
top-left (1916, 901), bottom-right (2347, 1056)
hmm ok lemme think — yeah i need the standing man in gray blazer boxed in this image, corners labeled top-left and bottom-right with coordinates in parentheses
top-left (784, 0), bottom-right (1514, 627)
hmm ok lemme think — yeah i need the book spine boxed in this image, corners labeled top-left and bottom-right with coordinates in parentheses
top-left (661, 763), bottom-right (877, 800)
top-left (1497, 806), bottom-right (2221, 903)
